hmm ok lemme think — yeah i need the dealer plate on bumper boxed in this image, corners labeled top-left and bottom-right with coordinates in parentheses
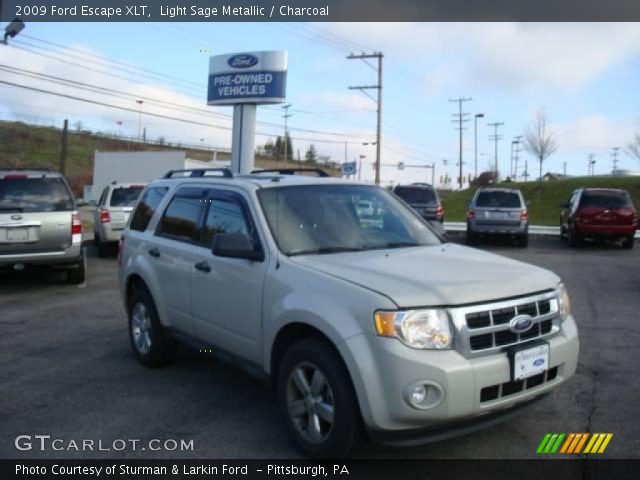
top-left (514, 344), bottom-right (549, 381)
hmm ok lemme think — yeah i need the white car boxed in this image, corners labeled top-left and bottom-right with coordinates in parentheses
top-left (93, 182), bottom-right (145, 257)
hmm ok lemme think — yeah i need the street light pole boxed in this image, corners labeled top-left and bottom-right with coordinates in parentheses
top-left (474, 113), bottom-right (484, 179)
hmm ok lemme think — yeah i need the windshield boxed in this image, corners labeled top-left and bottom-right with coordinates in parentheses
top-left (258, 184), bottom-right (441, 256)
top-left (394, 186), bottom-right (437, 205)
top-left (110, 186), bottom-right (144, 207)
top-left (580, 191), bottom-right (631, 209)
top-left (0, 177), bottom-right (74, 213)
top-left (475, 191), bottom-right (522, 208)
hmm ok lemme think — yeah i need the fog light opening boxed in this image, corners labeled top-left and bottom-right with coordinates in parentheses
top-left (404, 381), bottom-right (445, 410)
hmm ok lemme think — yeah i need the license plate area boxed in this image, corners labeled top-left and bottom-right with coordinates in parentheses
top-left (510, 342), bottom-right (549, 381)
top-left (6, 228), bottom-right (29, 242)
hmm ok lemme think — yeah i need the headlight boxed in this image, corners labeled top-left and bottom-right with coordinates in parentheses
top-left (374, 309), bottom-right (453, 349)
top-left (557, 283), bottom-right (571, 322)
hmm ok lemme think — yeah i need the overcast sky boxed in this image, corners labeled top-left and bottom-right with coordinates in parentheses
top-left (0, 22), bottom-right (639, 186)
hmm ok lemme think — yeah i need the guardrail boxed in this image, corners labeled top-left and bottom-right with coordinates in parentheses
top-left (444, 222), bottom-right (640, 239)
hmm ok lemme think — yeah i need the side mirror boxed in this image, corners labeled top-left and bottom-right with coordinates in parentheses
top-left (212, 233), bottom-right (263, 261)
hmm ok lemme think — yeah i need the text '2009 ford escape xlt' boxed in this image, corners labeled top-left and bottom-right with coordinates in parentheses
top-left (118, 168), bottom-right (579, 458)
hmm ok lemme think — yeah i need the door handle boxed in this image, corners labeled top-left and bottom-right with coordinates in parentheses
top-left (194, 261), bottom-right (211, 273)
top-left (148, 248), bottom-right (160, 258)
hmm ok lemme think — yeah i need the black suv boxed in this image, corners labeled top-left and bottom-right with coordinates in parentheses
top-left (393, 183), bottom-right (444, 223)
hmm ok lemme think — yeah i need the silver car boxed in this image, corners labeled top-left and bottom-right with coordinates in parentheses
top-left (118, 169), bottom-right (578, 458)
top-left (93, 182), bottom-right (145, 257)
top-left (0, 168), bottom-right (85, 283)
top-left (466, 187), bottom-right (529, 247)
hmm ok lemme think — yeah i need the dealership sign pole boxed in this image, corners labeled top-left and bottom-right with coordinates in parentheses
top-left (207, 51), bottom-right (288, 174)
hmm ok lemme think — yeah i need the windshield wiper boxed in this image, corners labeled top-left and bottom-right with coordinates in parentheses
top-left (286, 246), bottom-right (365, 256)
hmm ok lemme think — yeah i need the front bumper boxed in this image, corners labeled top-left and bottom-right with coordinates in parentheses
top-left (338, 314), bottom-right (579, 439)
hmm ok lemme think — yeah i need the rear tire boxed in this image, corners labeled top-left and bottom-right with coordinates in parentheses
top-left (277, 337), bottom-right (363, 458)
top-left (517, 234), bottom-right (529, 248)
top-left (128, 288), bottom-right (177, 367)
top-left (95, 233), bottom-right (109, 258)
top-left (466, 231), bottom-right (477, 245)
top-left (622, 235), bottom-right (635, 250)
top-left (66, 249), bottom-right (86, 284)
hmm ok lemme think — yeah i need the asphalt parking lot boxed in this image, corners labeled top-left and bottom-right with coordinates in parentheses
top-left (1, 235), bottom-right (638, 459)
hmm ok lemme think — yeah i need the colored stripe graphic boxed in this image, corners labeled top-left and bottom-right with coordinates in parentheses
top-left (538, 433), bottom-right (613, 454)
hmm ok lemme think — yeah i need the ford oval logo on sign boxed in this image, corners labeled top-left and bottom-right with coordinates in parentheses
top-left (509, 315), bottom-right (534, 333)
top-left (227, 54), bottom-right (258, 69)
top-left (533, 359), bottom-right (545, 366)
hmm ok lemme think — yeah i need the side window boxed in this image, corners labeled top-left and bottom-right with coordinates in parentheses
top-left (130, 187), bottom-right (169, 232)
top-left (157, 188), bottom-right (206, 243)
top-left (202, 196), bottom-right (251, 247)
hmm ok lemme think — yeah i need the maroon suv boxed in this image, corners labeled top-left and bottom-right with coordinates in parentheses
top-left (560, 188), bottom-right (638, 249)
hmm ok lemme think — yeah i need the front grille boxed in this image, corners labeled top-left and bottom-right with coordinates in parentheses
top-left (463, 294), bottom-right (559, 353)
top-left (480, 366), bottom-right (559, 402)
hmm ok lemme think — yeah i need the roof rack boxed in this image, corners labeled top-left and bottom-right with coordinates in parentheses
top-left (163, 168), bottom-right (233, 179)
top-left (250, 168), bottom-right (330, 177)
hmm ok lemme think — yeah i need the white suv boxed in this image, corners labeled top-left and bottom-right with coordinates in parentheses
top-left (118, 168), bottom-right (579, 458)
top-left (93, 182), bottom-right (145, 257)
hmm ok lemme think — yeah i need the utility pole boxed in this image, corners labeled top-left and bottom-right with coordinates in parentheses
top-left (563, 161), bottom-right (567, 176)
top-left (348, 52), bottom-right (383, 184)
top-left (488, 122), bottom-right (504, 181)
top-left (510, 141), bottom-right (515, 180)
top-left (136, 99), bottom-right (144, 141)
top-left (523, 158), bottom-right (529, 182)
top-left (449, 97), bottom-right (472, 189)
top-left (474, 113), bottom-right (484, 179)
top-left (142, 127), bottom-right (146, 144)
top-left (282, 104), bottom-right (292, 165)
top-left (611, 146), bottom-right (621, 173)
top-left (512, 135), bottom-right (523, 181)
top-left (59, 119), bottom-right (68, 175)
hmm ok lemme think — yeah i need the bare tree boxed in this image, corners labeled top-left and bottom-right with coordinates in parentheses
top-left (627, 124), bottom-right (640, 164)
top-left (524, 110), bottom-right (558, 182)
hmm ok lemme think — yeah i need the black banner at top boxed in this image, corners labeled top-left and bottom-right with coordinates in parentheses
top-left (1, 0), bottom-right (640, 22)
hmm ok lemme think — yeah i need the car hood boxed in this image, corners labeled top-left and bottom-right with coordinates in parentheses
top-left (290, 243), bottom-right (559, 308)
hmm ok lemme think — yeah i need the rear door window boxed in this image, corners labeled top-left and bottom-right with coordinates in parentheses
top-left (475, 191), bottom-right (522, 208)
top-left (110, 186), bottom-right (144, 207)
top-left (129, 187), bottom-right (169, 232)
top-left (0, 177), bottom-right (73, 213)
top-left (394, 187), bottom-right (436, 205)
top-left (157, 187), bottom-right (206, 243)
top-left (580, 191), bottom-right (631, 209)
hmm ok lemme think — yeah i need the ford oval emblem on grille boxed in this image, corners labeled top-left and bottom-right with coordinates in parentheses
top-left (227, 54), bottom-right (258, 69)
top-left (11, 214), bottom-right (22, 220)
top-left (509, 315), bottom-right (534, 333)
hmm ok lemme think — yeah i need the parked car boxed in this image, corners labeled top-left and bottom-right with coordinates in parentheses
top-left (393, 183), bottom-right (444, 223)
top-left (466, 188), bottom-right (529, 247)
top-left (93, 182), bottom-right (145, 257)
top-left (119, 168), bottom-right (578, 458)
top-left (0, 168), bottom-right (85, 283)
top-left (560, 188), bottom-right (637, 249)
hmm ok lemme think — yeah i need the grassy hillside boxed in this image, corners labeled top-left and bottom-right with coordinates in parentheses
top-left (440, 176), bottom-right (640, 226)
top-left (0, 121), bottom-right (340, 195)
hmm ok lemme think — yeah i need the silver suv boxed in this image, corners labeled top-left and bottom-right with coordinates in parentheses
top-left (93, 182), bottom-right (145, 257)
top-left (0, 168), bottom-right (85, 283)
top-left (118, 168), bottom-right (579, 458)
top-left (467, 187), bottom-right (529, 247)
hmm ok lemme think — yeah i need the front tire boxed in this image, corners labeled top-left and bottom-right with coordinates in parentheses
top-left (128, 288), bottom-right (177, 367)
top-left (277, 337), bottom-right (362, 458)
